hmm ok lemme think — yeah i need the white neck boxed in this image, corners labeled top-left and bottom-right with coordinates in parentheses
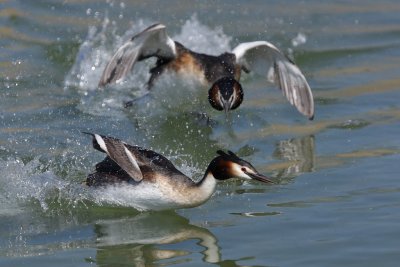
top-left (187, 172), bottom-right (217, 206)
top-left (200, 172), bottom-right (217, 192)
top-left (163, 172), bottom-right (218, 208)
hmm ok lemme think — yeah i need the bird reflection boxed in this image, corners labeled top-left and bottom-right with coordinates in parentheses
top-left (91, 211), bottom-right (220, 266)
top-left (272, 135), bottom-right (315, 179)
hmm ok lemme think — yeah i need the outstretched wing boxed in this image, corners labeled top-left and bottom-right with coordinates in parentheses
top-left (99, 23), bottom-right (176, 87)
top-left (232, 41), bottom-right (314, 119)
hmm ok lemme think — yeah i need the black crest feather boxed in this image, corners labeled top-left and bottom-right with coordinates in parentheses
top-left (216, 150), bottom-right (241, 161)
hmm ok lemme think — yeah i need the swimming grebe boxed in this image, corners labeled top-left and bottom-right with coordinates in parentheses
top-left (99, 23), bottom-right (314, 119)
top-left (84, 132), bottom-right (272, 210)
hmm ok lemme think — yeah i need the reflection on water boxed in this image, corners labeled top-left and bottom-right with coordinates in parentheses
top-left (1, 0), bottom-right (400, 266)
top-left (272, 135), bottom-right (316, 180)
top-left (328, 119), bottom-right (370, 130)
top-left (2, 209), bottom-right (221, 265)
top-left (92, 212), bottom-right (220, 265)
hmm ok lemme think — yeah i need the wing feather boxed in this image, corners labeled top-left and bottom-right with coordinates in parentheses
top-left (85, 133), bottom-right (143, 182)
top-left (233, 41), bottom-right (314, 119)
top-left (84, 132), bottom-right (185, 183)
top-left (99, 23), bottom-right (176, 87)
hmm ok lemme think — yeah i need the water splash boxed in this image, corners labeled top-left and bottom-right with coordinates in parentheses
top-left (0, 157), bottom-right (69, 211)
top-left (174, 14), bottom-right (232, 54)
top-left (0, 155), bottom-right (101, 215)
top-left (0, 154), bottom-right (202, 212)
top-left (291, 32), bottom-right (307, 47)
top-left (64, 15), bottom-right (232, 118)
top-left (65, 17), bottom-right (153, 92)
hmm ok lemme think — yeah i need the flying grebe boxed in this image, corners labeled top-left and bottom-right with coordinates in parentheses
top-left (84, 132), bottom-right (272, 210)
top-left (99, 23), bottom-right (314, 119)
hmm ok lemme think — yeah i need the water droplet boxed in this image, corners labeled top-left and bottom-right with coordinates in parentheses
top-left (291, 32), bottom-right (307, 47)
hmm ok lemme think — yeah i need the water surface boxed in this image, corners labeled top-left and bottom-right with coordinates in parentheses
top-left (1, 1), bottom-right (400, 266)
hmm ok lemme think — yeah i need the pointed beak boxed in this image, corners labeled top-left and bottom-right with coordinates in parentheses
top-left (246, 171), bottom-right (274, 184)
top-left (222, 99), bottom-right (231, 118)
top-left (223, 99), bottom-right (230, 112)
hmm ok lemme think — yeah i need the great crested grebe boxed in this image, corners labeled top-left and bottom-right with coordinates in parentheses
top-left (84, 132), bottom-right (272, 210)
top-left (99, 23), bottom-right (314, 119)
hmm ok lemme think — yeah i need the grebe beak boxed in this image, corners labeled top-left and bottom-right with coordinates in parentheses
top-left (244, 170), bottom-right (274, 184)
top-left (222, 99), bottom-right (231, 117)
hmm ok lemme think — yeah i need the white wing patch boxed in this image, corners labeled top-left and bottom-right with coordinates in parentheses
top-left (94, 134), bottom-right (108, 153)
top-left (123, 145), bottom-right (142, 177)
top-left (93, 134), bottom-right (144, 182)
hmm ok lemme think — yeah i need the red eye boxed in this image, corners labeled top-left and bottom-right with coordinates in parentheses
top-left (241, 167), bottom-right (247, 172)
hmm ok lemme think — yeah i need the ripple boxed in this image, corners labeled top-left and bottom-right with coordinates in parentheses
top-left (230, 211), bottom-right (281, 217)
top-left (336, 148), bottom-right (400, 159)
top-left (328, 119), bottom-right (370, 130)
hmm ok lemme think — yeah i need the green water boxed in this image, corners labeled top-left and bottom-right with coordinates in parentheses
top-left (1, 1), bottom-right (400, 266)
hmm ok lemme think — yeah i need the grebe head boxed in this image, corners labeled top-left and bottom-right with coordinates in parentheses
top-left (208, 77), bottom-right (243, 113)
top-left (207, 150), bottom-right (272, 183)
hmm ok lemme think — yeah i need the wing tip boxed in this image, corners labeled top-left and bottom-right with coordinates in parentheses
top-left (98, 79), bottom-right (106, 88)
top-left (299, 103), bottom-right (314, 121)
top-left (83, 132), bottom-right (109, 153)
top-left (151, 23), bottom-right (166, 29)
top-left (82, 131), bottom-right (94, 137)
top-left (133, 23), bottom-right (166, 41)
